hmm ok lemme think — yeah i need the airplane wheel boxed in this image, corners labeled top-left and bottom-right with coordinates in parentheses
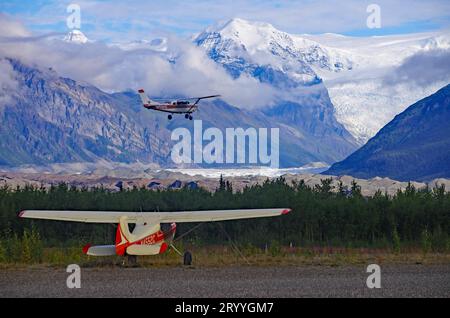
top-left (185, 114), bottom-right (189, 119)
top-left (168, 114), bottom-right (173, 120)
top-left (183, 251), bottom-right (192, 266)
top-left (189, 115), bottom-right (193, 120)
top-left (127, 255), bottom-right (138, 267)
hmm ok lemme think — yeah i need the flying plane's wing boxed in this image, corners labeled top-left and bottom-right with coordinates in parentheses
top-left (190, 95), bottom-right (221, 100)
top-left (149, 95), bottom-right (221, 101)
top-left (19, 208), bottom-right (290, 224)
top-left (186, 95), bottom-right (221, 111)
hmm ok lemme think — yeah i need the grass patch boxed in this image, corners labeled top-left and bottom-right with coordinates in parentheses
top-left (1, 245), bottom-right (448, 269)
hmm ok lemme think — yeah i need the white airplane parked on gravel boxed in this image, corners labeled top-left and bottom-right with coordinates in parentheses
top-left (19, 208), bottom-right (291, 263)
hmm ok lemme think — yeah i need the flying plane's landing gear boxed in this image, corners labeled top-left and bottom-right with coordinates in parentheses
top-left (185, 114), bottom-right (189, 119)
top-left (168, 114), bottom-right (173, 120)
top-left (189, 115), bottom-right (193, 120)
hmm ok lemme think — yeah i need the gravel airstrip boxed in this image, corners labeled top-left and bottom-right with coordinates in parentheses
top-left (0, 264), bottom-right (449, 298)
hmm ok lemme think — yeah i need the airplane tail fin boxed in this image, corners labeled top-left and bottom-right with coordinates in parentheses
top-left (115, 216), bottom-right (132, 256)
top-left (138, 89), bottom-right (151, 107)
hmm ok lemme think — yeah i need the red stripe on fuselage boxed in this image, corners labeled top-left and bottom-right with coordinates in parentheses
top-left (135, 223), bottom-right (177, 245)
top-left (144, 105), bottom-right (196, 113)
top-left (115, 223), bottom-right (177, 255)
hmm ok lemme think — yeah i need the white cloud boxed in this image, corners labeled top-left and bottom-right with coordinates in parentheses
top-left (0, 14), bottom-right (278, 108)
top-left (385, 49), bottom-right (450, 86)
top-left (0, 58), bottom-right (18, 106)
top-left (0, 13), bottom-right (30, 37)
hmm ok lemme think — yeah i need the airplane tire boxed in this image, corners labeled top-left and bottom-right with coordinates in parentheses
top-left (183, 251), bottom-right (192, 266)
top-left (189, 115), bottom-right (193, 120)
top-left (185, 114), bottom-right (189, 119)
top-left (127, 255), bottom-right (138, 267)
top-left (168, 114), bottom-right (173, 120)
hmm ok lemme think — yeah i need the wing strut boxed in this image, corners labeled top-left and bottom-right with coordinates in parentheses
top-left (187, 94), bottom-right (221, 113)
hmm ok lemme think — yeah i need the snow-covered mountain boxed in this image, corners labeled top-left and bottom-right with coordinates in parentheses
top-left (194, 18), bottom-right (358, 163)
top-left (195, 18), bottom-right (450, 144)
top-left (326, 84), bottom-right (450, 181)
top-left (60, 19), bottom-right (450, 145)
top-left (195, 18), bottom-right (353, 88)
top-left (0, 58), bottom-right (357, 168)
top-left (63, 29), bottom-right (89, 44)
top-left (1, 17), bottom-right (448, 171)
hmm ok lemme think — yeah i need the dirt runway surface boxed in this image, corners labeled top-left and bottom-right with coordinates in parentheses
top-left (0, 264), bottom-right (449, 298)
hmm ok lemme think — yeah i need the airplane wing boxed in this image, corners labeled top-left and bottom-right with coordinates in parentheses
top-left (185, 95), bottom-right (221, 112)
top-left (19, 208), bottom-right (290, 224)
top-left (190, 95), bottom-right (221, 100)
top-left (149, 95), bottom-right (221, 101)
top-left (185, 95), bottom-right (221, 107)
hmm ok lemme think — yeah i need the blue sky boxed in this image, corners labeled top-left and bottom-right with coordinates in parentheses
top-left (1, 0), bottom-right (449, 41)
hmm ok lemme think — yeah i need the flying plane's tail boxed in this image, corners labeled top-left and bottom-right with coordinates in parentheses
top-left (138, 89), bottom-right (152, 107)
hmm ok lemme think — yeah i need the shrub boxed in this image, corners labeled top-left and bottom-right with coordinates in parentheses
top-left (0, 240), bottom-right (6, 263)
top-left (392, 228), bottom-right (401, 254)
top-left (268, 240), bottom-right (282, 257)
top-left (421, 229), bottom-right (432, 255)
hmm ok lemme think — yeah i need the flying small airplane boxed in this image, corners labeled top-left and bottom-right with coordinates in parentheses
top-left (138, 89), bottom-right (220, 120)
top-left (19, 208), bottom-right (291, 263)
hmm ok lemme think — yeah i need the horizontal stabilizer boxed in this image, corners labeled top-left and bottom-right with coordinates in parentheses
top-left (83, 244), bottom-right (116, 256)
